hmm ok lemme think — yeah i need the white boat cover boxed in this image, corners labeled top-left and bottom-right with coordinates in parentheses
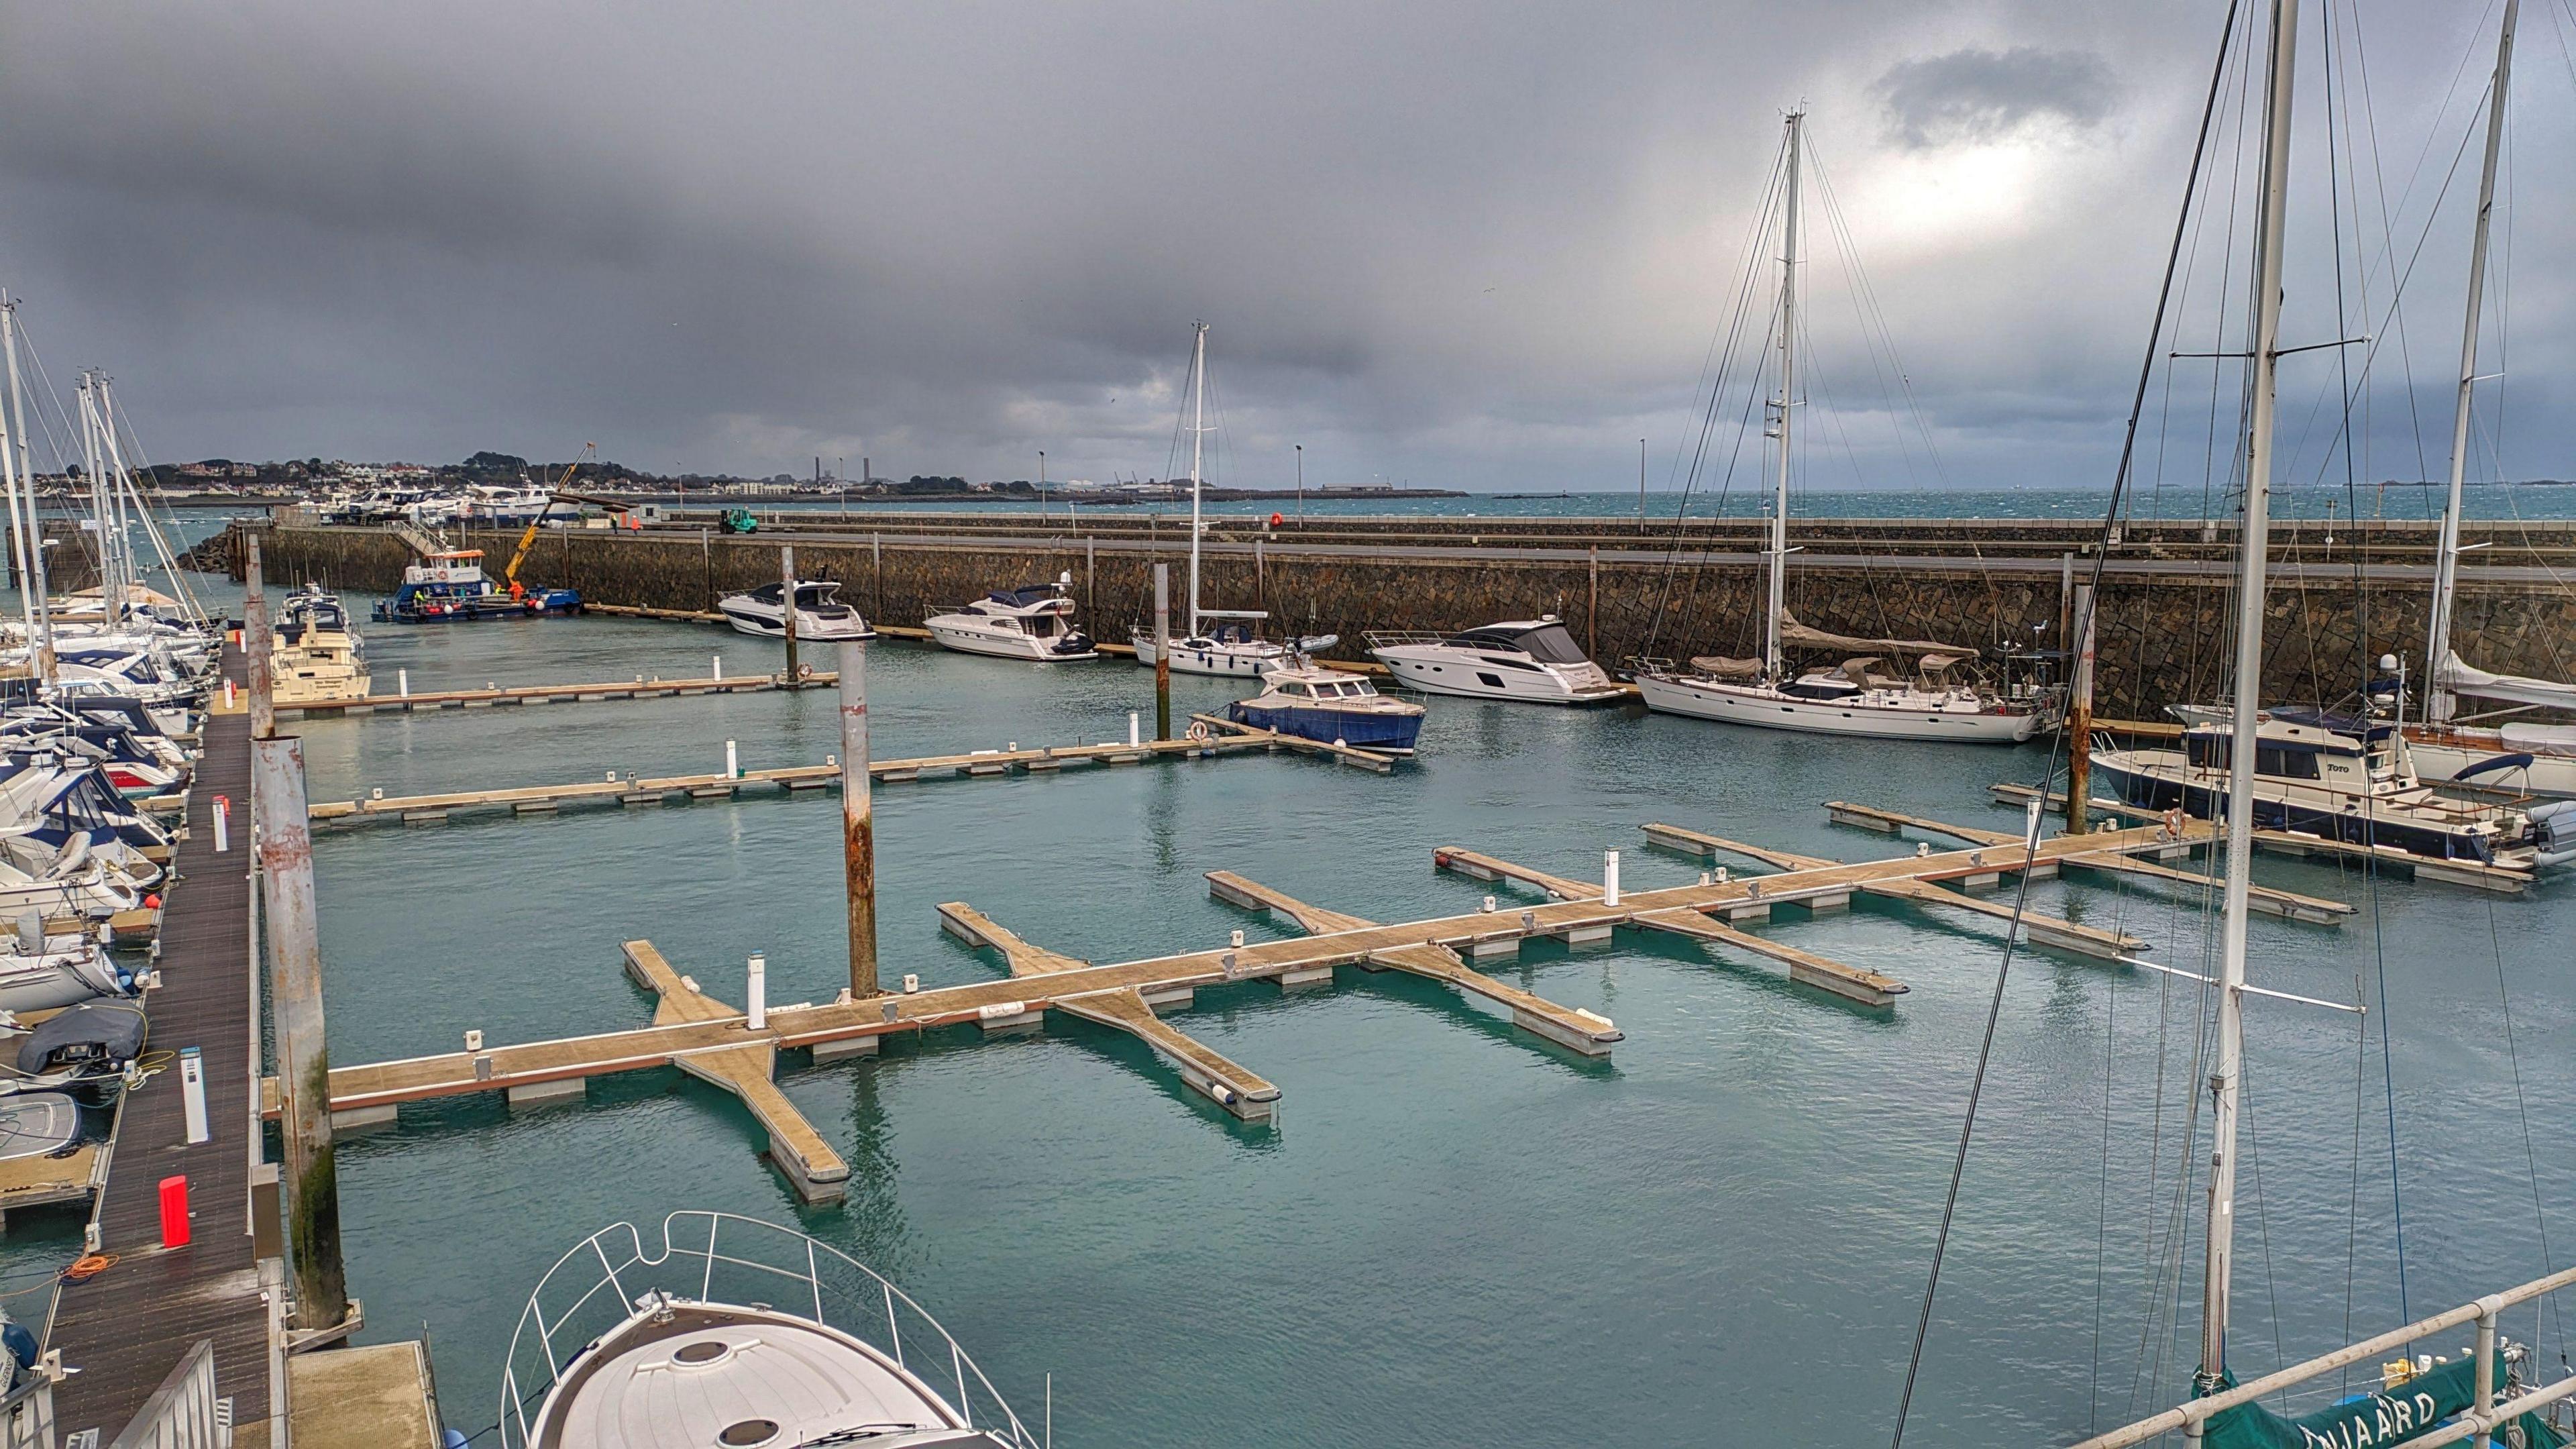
top-left (2502, 722), bottom-right (2576, 751)
top-left (1779, 611), bottom-right (1979, 660)
top-left (2437, 651), bottom-right (2576, 710)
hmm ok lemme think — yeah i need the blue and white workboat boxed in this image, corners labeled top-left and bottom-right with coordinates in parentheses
top-left (1226, 663), bottom-right (1425, 755)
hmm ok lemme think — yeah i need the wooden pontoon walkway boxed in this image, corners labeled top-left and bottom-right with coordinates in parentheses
top-left (1988, 781), bottom-right (2530, 894)
top-left (308, 722), bottom-right (1390, 828)
top-left (49, 669), bottom-right (273, 1438)
top-left (275, 668), bottom-right (830, 718)
top-left (266, 810), bottom-right (2224, 1197)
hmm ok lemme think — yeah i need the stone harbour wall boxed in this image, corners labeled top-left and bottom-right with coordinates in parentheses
top-left (230, 519), bottom-right (2576, 720)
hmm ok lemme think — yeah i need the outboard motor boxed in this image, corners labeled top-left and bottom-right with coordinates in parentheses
top-left (2530, 799), bottom-right (2576, 869)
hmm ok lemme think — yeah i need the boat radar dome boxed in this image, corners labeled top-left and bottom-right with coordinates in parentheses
top-left (2379, 653), bottom-right (2399, 672)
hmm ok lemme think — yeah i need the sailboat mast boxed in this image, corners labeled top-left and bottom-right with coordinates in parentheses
top-left (0, 297), bottom-right (50, 684)
top-left (0, 296), bottom-right (34, 664)
top-left (78, 374), bottom-right (116, 623)
top-left (2425, 0), bottom-right (2518, 724)
top-left (1188, 321), bottom-right (1207, 637)
top-left (1765, 111), bottom-right (1803, 682)
top-left (2198, 0), bottom-right (2298, 1403)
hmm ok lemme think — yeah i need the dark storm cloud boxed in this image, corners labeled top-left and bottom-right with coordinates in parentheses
top-left (1874, 46), bottom-right (2117, 150)
top-left (0, 3), bottom-right (2563, 492)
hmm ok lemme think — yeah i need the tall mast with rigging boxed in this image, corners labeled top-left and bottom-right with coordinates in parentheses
top-left (2424, 0), bottom-right (2519, 724)
top-left (77, 374), bottom-right (119, 625)
top-left (1764, 111), bottom-right (1803, 682)
top-left (0, 297), bottom-right (50, 684)
top-left (1187, 321), bottom-right (1208, 638)
top-left (2197, 0), bottom-right (2297, 1409)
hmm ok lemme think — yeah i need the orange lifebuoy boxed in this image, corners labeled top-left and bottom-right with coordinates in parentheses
top-left (1269, 511), bottom-right (1285, 527)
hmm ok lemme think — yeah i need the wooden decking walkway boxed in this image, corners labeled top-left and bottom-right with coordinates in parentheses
top-left (262, 808), bottom-right (2228, 1198)
top-left (1827, 800), bottom-right (2354, 923)
top-left (49, 672), bottom-right (274, 1438)
top-left (1986, 781), bottom-right (2529, 894)
top-left (307, 722), bottom-right (1390, 829)
top-left (276, 669), bottom-right (829, 718)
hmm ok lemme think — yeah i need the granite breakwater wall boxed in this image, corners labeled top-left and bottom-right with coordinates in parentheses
top-left (225, 516), bottom-right (2576, 720)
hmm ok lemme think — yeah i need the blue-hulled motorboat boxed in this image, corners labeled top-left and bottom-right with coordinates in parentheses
top-left (1226, 663), bottom-right (1425, 755)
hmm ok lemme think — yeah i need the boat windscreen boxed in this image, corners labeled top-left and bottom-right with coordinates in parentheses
top-left (1512, 625), bottom-right (1589, 664)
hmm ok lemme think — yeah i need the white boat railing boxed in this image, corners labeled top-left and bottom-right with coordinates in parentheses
top-left (499, 1211), bottom-right (1040, 1449)
top-left (103, 1338), bottom-right (227, 1449)
top-left (2070, 1262), bottom-right (2576, 1448)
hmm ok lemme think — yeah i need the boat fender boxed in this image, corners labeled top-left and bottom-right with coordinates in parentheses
top-left (143, 894), bottom-right (161, 910)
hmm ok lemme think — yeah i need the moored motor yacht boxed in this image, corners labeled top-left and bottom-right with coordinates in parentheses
top-left (2090, 708), bottom-right (2574, 871)
top-left (1364, 616), bottom-right (1624, 704)
top-left (1227, 662), bottom-right (1426, 753)
top-left (925, 576), bottom-right (1097, 661)
top-left (718, 580), bottom-right (877, 641)
top-left (501, 1212), bottom-right (1042, 1449)
top-left (271, 585), bottom-right (372, 704)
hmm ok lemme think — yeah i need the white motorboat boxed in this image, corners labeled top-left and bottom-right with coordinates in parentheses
top-left (1364, 617), bottom-right (1624, 704)
top-left (718, 580), bottom-right (877, 641)
top-left (2090, 708), bottom-right (2573, 871)
top-left (500, 1212), bottom-right (1041, 1449)
top-left (271, 585), bottom-right (372, 704)
top-left (0, 1093), bottom-right (81, 1164)
top-left (0, 832), bottom-right (151, 918)
top-left (1124, 324), bottom-right (1330, 676)
top-left (1629, 111), bottom-right (2047, 745)
top-left (925, 576), bottom-right (1097, 661)
top-left (0, 924), bottom-right (135, 1014)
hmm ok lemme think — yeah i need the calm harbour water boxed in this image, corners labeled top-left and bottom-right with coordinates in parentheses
top-left (20, 521), bottom-right (2576, 1446)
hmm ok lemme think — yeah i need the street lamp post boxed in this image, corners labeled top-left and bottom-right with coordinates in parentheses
top-left (1294, 444), bottom-right (1303, 524)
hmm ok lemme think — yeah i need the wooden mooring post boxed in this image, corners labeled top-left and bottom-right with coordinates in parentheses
top-left (253, 733), bottom-right (350, 1331)
top-left (2067, 582), bottom-right (2096, 834)
top-left (780, 542), bottom-right (800, 686)
top-left (246, 534), bottom-right (274, 741)
top-left (1153, 561), bottom-right (1172, 741)
top-left (841, 639), bottom-right (877, 998)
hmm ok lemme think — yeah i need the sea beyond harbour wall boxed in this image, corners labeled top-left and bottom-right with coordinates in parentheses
top-left (224, 513), bottom-right (2576, 719)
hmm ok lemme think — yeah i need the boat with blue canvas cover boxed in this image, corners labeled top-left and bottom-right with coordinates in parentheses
top-left (1227, 663), bottom-right (1425, 754)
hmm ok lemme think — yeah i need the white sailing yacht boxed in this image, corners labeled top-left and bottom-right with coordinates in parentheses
top-left (2075, 6), bottom-right (2571, 1442)
top-left (1631, 112), bottom-right (2045, 745)
top-left (1128, 324), bottom-right (1332, 677)
top-left (2402, 11), bottom-right (2576, 799)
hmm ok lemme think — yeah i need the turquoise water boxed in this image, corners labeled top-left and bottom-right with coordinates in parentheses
top-left (294, 602), bottom-right (2569, 1446)
top-left (18, 555), bottom-right (2575, 1444)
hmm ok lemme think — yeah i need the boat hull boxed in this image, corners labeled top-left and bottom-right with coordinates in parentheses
top-left (1635, 674), bottom-right (2037, 743)
top-left (1226, 700), bottom-right (1422, 753)
top-left (2091, 754), bottom-right (2510, 863)
top-left (1369, 647), bottom-right (1623, 705)
top-left (924, 619), bottom-right (1097, 661)
top-left (1131, 632), bottom-right (1285, 678)
top-left (2404, 732), bottom-right (2576, 799)
top-left (720, 606), bottom-right (877, 642)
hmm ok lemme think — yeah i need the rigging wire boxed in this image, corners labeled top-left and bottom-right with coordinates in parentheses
top-left (1889, 15), bottom-right (2243, 1443)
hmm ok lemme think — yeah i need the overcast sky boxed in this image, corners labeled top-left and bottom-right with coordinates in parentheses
top-left (1, 1), bottom-right (2567, 492)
